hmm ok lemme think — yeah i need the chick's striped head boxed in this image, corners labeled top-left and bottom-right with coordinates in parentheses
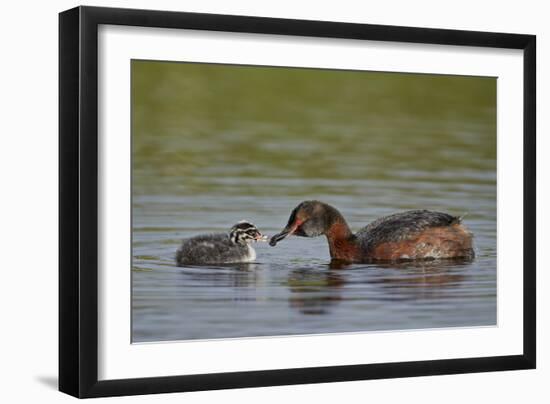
top-left (230, 221), bottom-right (266, 245)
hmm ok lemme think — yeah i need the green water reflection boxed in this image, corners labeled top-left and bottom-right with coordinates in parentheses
top-left (132, 61), bottom-right (495, 196)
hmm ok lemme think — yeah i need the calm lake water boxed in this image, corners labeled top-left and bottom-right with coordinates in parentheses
top-left (131, 61), bottom-right (496, 342)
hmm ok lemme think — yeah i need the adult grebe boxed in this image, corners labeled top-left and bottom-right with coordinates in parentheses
top-left (269, 201), bottom-right (474, 262)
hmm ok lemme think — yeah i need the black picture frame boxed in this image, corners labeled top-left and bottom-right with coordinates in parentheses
top-left (59, 5), bottom-right (536, 398)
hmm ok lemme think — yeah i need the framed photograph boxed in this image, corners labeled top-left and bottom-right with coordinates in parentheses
top-left (59, 6), bottom-right (536, 398)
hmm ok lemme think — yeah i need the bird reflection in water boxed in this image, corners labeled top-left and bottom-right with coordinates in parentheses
top-left (287, 267), bottom-right (345, 315)
top-left (365, 258), bottom-right (470, 294)
top-left (177, 257), bottom-right (472, 316)
top-left (177, 263), bottom-right (264, 303)
top-left (288, 258), bottom-right (472, 316)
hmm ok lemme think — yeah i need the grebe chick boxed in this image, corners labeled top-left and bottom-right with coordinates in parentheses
top-left (270, 201), bottom-right (474, 263)
top-left (176, 221), bottom-right (266, 265)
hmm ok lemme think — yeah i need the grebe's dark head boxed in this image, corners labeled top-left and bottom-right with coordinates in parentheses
top-left (230, 221), bottom-right (266, 245)
top-left (269, 201), bottom-right (342, 246)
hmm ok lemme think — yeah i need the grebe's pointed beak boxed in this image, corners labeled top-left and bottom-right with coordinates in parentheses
top-left (269, 220), bottom-right (302, 246)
